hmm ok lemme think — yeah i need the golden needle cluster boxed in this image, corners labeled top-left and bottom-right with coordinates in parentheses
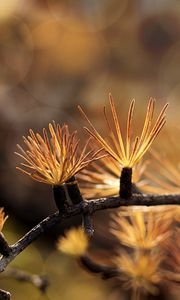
top-left (114, 251), bottom-right (163, 297)
top-left (57, 227), bottom-right (88, 257)
top-left (111, 208), bottom-right (171, 249)
top-left (143, 149), bottom-right (180, 195)
top-left (79, 95), bottom-right (168, 168)
top-left (110, 207), bottom-right (180, 298)
top-left (15, 122), bottom-right (104, 185)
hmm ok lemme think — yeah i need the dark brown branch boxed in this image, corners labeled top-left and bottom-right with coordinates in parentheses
top-left (53, 185), bottom-right (67, 211)
top-left (0, 289), bottom-right (11, 300)
top-left (66, 176), bottom-right (83, 204)
top-left (120, 167), bottom-right (132, 198)
top-left (0, 193), bottom-right (180, 272)
top-left (1, 267), bottom-right (49, 293)
top-left (82, 213), bottom-right (94, 237)
top-left (80, 256), bottom-right (119, 279)
top-left (0, 211), bottom-right (60, 272)
top-left (66, 177), bottom-right (94, 236)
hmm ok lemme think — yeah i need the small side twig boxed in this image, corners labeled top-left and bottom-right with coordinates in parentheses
top-left (82, 213), bottom-right (94, 237)
top-left (120, 167), bottom-right (132, 199)
top-left (53, 185), bottom-right (67, 211)
top-left (66, 176), bottom-right (94, 237)
top-left (80, 255), bottom-right (119, 279)
top-left (66, 176), bottom-right (83, 204)
top-left (1, 267), bottom-right (49, 293)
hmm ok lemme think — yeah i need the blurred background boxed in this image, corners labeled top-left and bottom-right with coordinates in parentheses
top-left (0, 0), bottom-right (180, 299)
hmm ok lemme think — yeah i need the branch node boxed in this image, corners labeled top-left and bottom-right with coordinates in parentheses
top-left (66, 176), bottom-right (83, 204)
top-left (53, 185), bottom-right (67, 212)
top-left (120, 167), bottom-right (132, 199)
top-left (82, 214), bottom-right (94, 237)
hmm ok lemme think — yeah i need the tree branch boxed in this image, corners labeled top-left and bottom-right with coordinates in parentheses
top-left (0, 289), bottom-right (11, 300)
top-left (0, 193), bottom-right (180, 272)
top-left (80, 255), bottom-right (119, 279)
top-left (1, 267), bottom-right (49, 293)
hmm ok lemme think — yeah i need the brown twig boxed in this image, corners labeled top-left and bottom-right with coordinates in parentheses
top-left (82, 213), bottom-right (94, 237)
top-left (66, 176), bottom-right (83, 204)
top-left (66, 177), bottom-right (94, 237)
top-left (1, 267), bottom-right (49, 293)
top-left (120, 167), bottom-right (132, 198)
top-left (80, 255), bottom-right (119, 279)
top-left (0, 289), bottom-right (11, 300)
top-left (53, 185), bottom-right (67, 212)
top-left (0, 193), bottom-right (180, 272)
